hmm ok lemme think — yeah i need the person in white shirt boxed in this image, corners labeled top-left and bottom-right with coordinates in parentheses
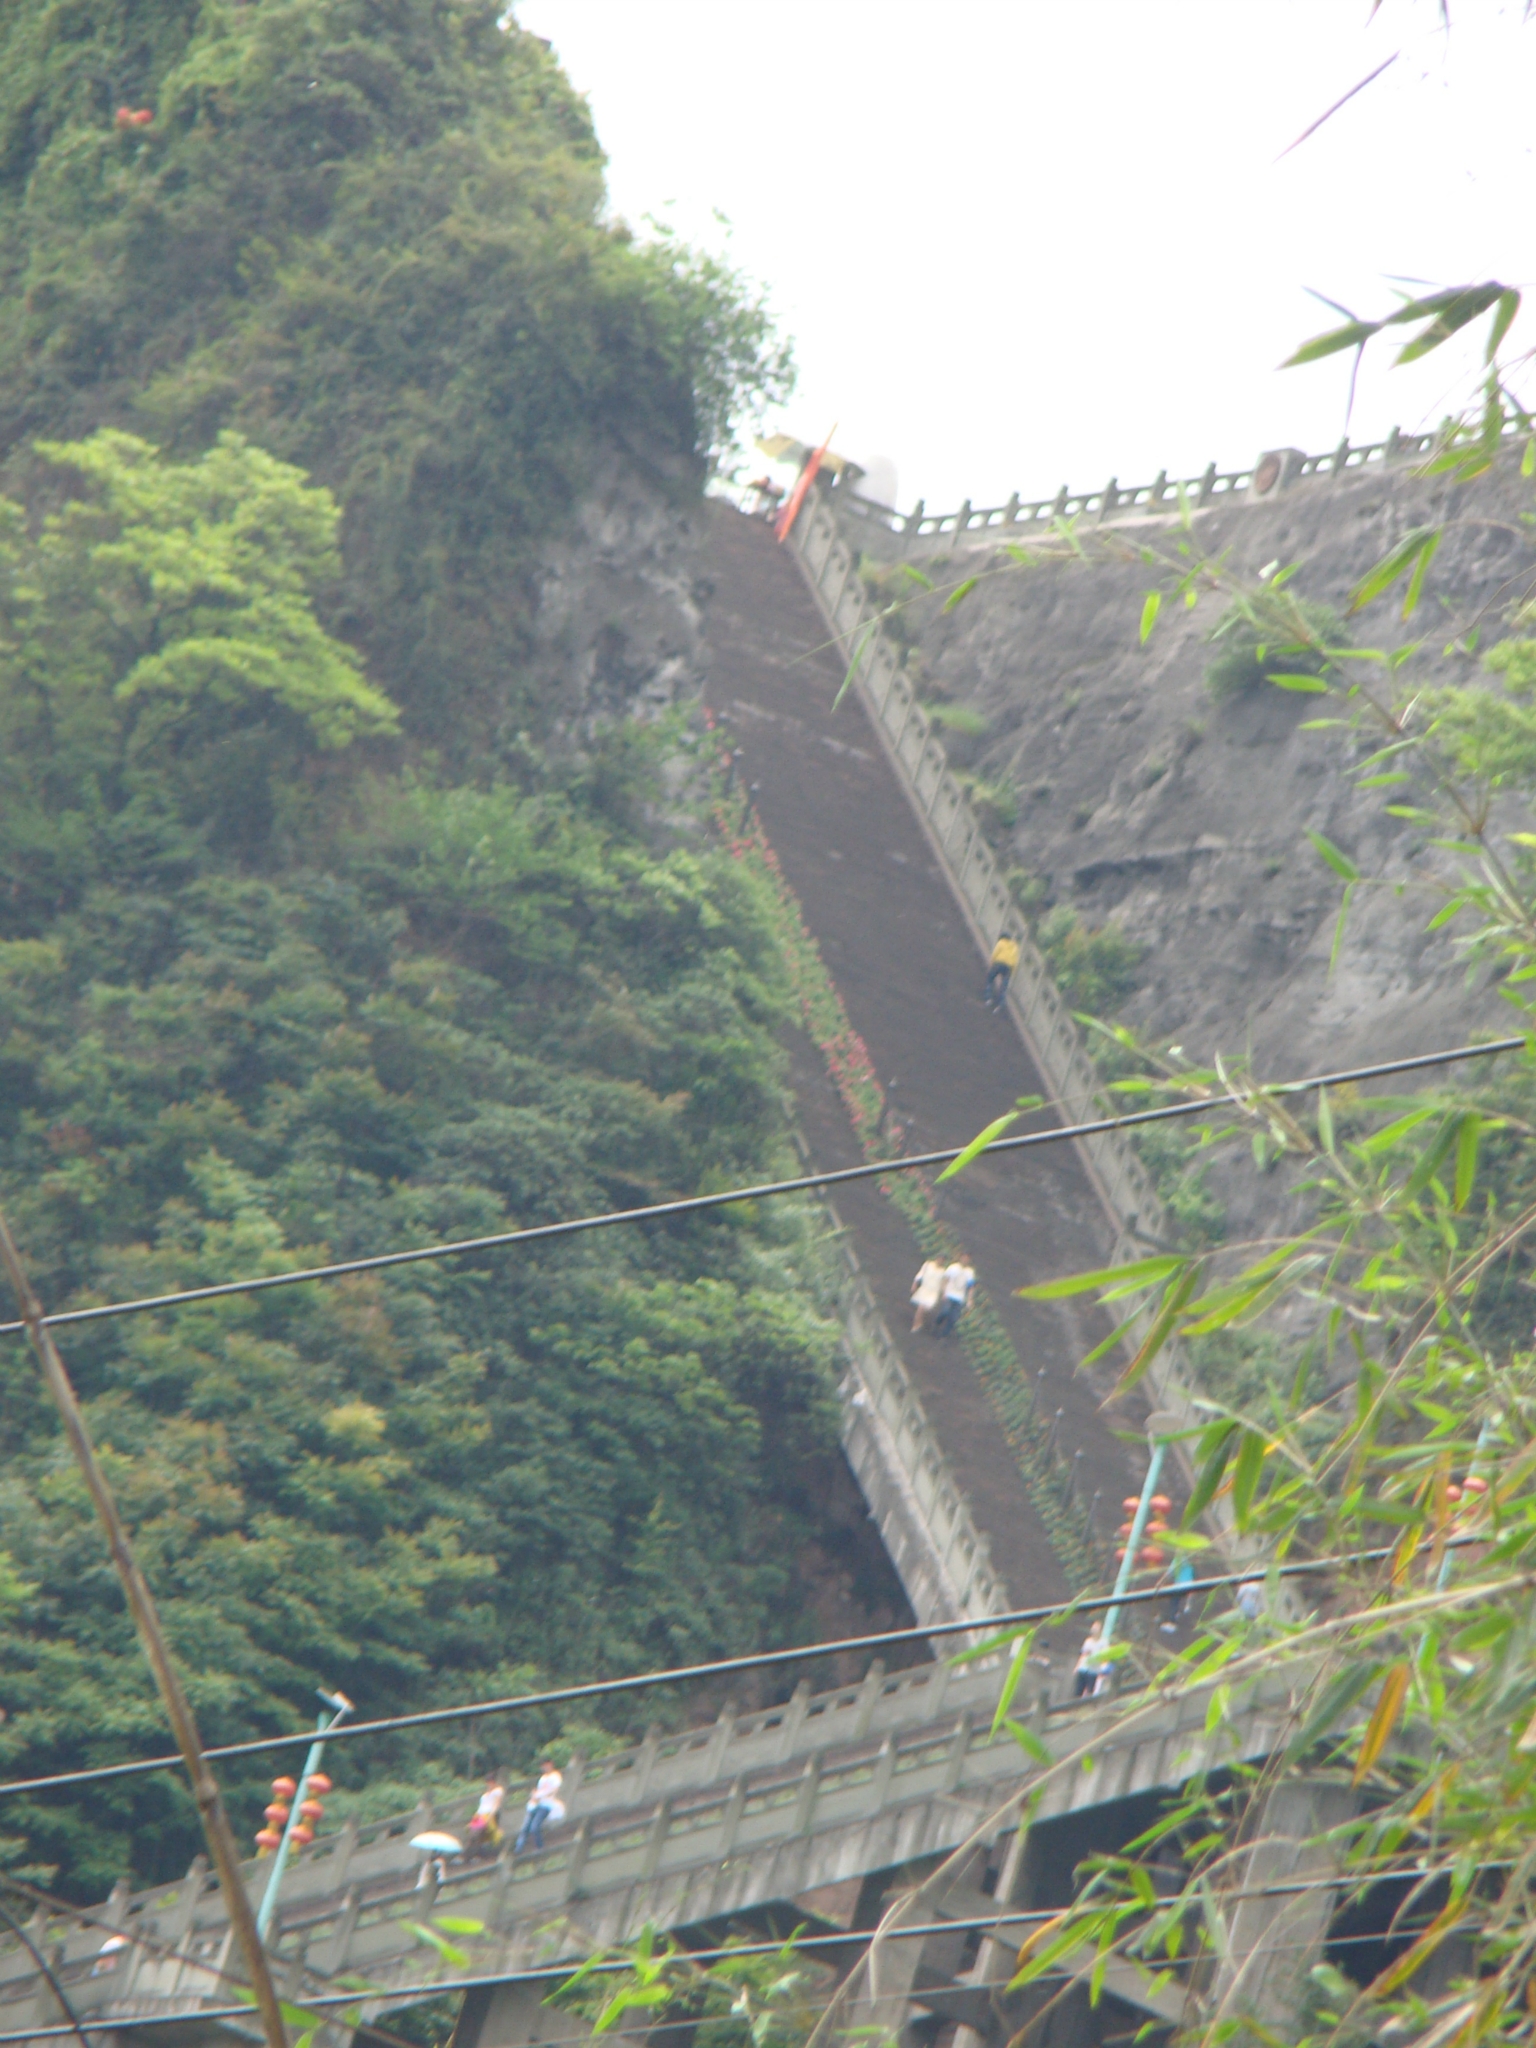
top-left (514, 1760), bottom-right (566, 1854)
top-left (910, 1259), bottom-right (944, 1332)
top-left (934, 1256), bottom-right (976, 1337)
top-left (1074, 1624), bottom-right (1111, 1699)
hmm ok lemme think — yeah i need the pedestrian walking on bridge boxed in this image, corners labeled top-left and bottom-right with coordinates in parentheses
top-left (984, 933), bottom-right (1021, 1012)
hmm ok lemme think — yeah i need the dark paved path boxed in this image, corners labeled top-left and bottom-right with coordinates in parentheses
top-left (700, 504), bottom-right (1143, 1610)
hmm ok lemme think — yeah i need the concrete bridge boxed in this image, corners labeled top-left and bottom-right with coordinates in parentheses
top-left (0, 1649), bottom-right (1311, 2048)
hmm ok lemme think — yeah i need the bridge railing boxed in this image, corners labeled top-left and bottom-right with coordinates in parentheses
top-left (0, 1657), bottom-right (1317, 2029)
top-left (831, 416), bottom-right (1516, 555)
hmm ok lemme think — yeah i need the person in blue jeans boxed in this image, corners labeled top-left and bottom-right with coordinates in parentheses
top-left (933, 1256), bottom-right (976, 1337)
top-left (514, 1761), bottom-right (565, 1854)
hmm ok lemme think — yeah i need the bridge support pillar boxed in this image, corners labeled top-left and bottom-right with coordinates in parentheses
top-left (1213, 1774), bottom-right (1355, 2030)
top-left (452, 1979), bottom-right (594, 2048)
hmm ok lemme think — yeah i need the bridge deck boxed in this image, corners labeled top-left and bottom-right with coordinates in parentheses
top-left (0, 1658), bottom-right (1303, 2040)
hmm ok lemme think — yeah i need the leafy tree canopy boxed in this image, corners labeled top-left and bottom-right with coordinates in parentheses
top-left (0, 0), bottom-right (792, 751)
top-left (14, 426), bottom-right (397, 746)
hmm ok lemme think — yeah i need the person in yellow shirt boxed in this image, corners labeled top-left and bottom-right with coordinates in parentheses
top-left (985, 932), bottom-right (1021, 1012)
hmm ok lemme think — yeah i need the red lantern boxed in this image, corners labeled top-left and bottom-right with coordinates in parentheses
top-left (1445, 1484), bottom-right (1463, 1503)
top-left (1114, 1546), bottom-right (1128, 1560)
top-left (263, 1804), bottom-right (290, 1826)
top-left (1116, 1522), bottom-right (1134, 1539)
top-left (1122, 1498), bottom-right (1140, 1513)
top-left (255, 1829), bottom-right (282, 1853)
top-left (289, 1824), bottom-right (314, 1847)
top-left (1139, 1545), bottom-right (1167, 1566)
top-left (1464, 1476), bottom-right (1489, 1495)
top-left (299, 1799), bottom-right (325, 1822)
top-left (306, 1773), bottom-right (333, 1796)
top-left (272, 1777), bottom-right (297, 1799)
top-left (1149, 1495), bottom-right (1172, 1511)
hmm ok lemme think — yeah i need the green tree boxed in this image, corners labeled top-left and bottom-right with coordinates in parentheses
top-left (30, 428), bottom-right (397, 747)
top-left (0, 1), bottom-right (793, 751)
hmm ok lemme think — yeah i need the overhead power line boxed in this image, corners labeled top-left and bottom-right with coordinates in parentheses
top-left (0, 1036), bottom-right (1520, 1342)
top-left (0, 1870), bottom-right (1483, 2044)
top-left (0, 1540), bottom-right (1435, 1801)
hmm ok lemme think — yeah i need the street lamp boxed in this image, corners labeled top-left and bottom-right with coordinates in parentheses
top-left (1099, 1410), bottom-right (1184, 1656)
top-left (255, 1689), bottom-right (353, 1942)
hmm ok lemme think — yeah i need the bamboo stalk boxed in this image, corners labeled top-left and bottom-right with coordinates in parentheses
top-left (0, 1209), bottom-right (288, 2048)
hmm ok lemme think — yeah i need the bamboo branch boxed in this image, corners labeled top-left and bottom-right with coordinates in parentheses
top-left (0, 1208), bottom-right (288, 2048)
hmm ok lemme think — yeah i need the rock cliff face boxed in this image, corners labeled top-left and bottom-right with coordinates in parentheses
top-left (532, 448), bottom-right (712, 742)
top-left (888, 453), bottom-right (1535, 1108)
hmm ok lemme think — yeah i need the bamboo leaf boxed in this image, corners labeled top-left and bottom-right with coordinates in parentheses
top-left (1282, 320), bottom-right (1380, 367)
top-left (409, 1925), bottom-right (471, 1970)
top-left (1281, 1662), bottom-right (1381, 1767)
top-left (1352, 1662), bottom-right (1411, 1784)
top-left (1307, 830), bottom-right (1359, 882)
top-left (1184, 1420), bottom-right (1240, 1527)
top-left (831, 623), bottom-right (876, 710)
top-left (1349, 526), bottom-right (1442, 612)
top-left (938, 1110), bottom-right (1020, 1183)
top-left (1403, 1114), bottom-right (1460, 1199)
top-left (1230, 1428), bottom-right (1267, 1528)
top-left (943, 576), bottom-right (980, 613)
top-left (1454, 1111), bottom-right (1482, 1211)
top-left (1317, 1085), bottom-right (1335, 1157)
top-left (1005, 1716), bottom-right (1051, 1765)
top-left (988, 1629), bottom-right (1035, 1734)
top-left (1110, 1260), bottom-right (1204, 1400)
top-left (1329, 880), bottom-right (1355, 976)
top-left (1392, 283), bottom-right (1509, 363)
top-left (1401, 528), bottom-right (1441, 617)
top-left (1266, 672), bottom-right (1330, 693)
top-left (1139, 590), bottom-right (1161, 645)
top-left (1017, 1255), bottom-right (1187, 1301)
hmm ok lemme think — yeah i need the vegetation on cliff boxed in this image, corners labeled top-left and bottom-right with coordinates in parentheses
top-left (0, 5), bottom-right (835, 1903)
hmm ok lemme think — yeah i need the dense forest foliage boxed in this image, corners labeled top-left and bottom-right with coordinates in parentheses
top-left (0, 0), bottom-right (789, 755)
top-left (0, 4), bottom-right (852, 1903)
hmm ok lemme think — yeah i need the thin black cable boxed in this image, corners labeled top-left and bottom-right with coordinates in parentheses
top-left (0, 1539), bottom-right (1444, 1800)
top-left (0, 1878), bottom-right (455, 2048)
top-left (0, 1897), bottom-right (89, 2048)
top-left (0, 1876), bottom-right (1486, 2043)
top-left (0, 1036), bottom-right (1518, 1340)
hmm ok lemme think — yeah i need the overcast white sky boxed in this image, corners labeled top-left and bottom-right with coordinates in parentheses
top-left (512, 2), bottom-right (1536, 514)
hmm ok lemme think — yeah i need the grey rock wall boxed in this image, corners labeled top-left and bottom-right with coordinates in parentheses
top-left (895, 452), bottom-right (1536, 1093)
top-left (532, 445), bottom-right (710, 739)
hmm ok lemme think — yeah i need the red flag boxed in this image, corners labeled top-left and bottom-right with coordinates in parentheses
top-left (774, 425), bottom-right (837, 543)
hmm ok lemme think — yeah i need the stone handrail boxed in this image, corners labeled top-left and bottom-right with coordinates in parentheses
top-left (835, 415), bottom-right (1521, 554)
top-left (810, 1149), bottom-right (1010, 1626)
top-left (786, 491), bottom-right (1210, 1470)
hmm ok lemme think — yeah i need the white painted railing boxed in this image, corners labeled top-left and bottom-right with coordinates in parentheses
top-left (834, 415), bottom-right (1520, 554)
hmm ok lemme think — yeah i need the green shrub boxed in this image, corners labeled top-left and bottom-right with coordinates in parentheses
top-left (1037, 905), bottom-right (1143, 1013)
top-left (925, 701), bottom-right (988, 735)
top-left (1203, 598), bottom-right (1345, 701)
